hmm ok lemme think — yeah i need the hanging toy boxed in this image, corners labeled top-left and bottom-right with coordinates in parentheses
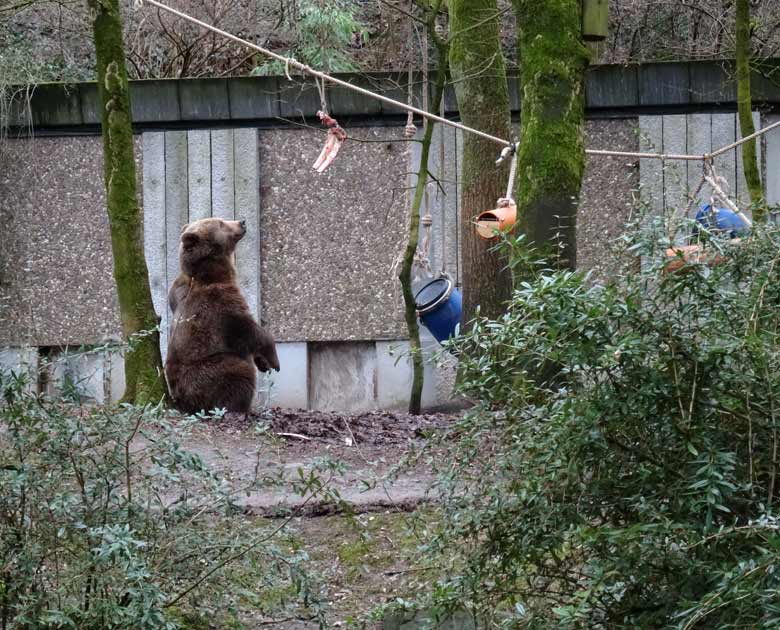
top-left (664, 160), bottom-right (751, 273)
top-left (412, 100), bottom-right (462, 345)
top-left (475, 142), bottom-right (520, 239)
top-left (312, 78), bottom-right (347, 173)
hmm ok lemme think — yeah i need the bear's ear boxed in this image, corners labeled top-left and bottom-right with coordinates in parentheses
top-left (180, 222), bottom-right (190, 233)
top-left (181, 232), bottom-right (200, 249)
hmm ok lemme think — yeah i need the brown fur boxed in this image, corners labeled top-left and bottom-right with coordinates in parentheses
top-left (165, 218), bottom-right (280, 414)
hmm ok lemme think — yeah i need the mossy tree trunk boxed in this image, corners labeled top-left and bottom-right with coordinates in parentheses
top-left (90, 0), bottom-right (169, 405)
top-left (512, 0), bottom-right (589, 268)
top-left (736, 0), bottom-right (765, 219)
top-left (399, 18), bottom-right (448, 415)
top-left (449, 0), bottom-right (513, 323)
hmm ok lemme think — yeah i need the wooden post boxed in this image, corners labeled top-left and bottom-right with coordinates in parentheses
top-left (582, 0), bottom-right (609, 42)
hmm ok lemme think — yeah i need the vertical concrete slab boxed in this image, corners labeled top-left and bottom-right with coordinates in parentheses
top-left (234, 128), bottom-right (260, 318)
top-left (765, 115), bottom-right (780, 207)
top-left (210, 129), bottom-right (235, 219)
top-left (142, 132), bottom-right (168, 356)
top-left (425, 125), bottom-right (460, 283)
top-left (187, 129), bottom-right (212, 221)
top-left (263, 342), bottom-right (308, 409)
top-left (49, 350), bottom-right (106, 404)
top-left (309, 342), bottom-right (377, 413)
top-left (419, 328), bottom-right (456, 408)
top-left (639, 116), bottom-right (664, 214)
top-left (376, 340), bottom-right (414, 410)
top-left (686, 113), bottom-right (711, 218)
top-left (0, 347), bottom-right (38, 392)
top-left (711, 113), bottom-right (737, 205)
top-left (662, 115), bottom-right (688, 216)
top-left (736, 111), bottom-right (762, 209)
top-left (105, 348), bottom-right (126, 403)
top-left (164, 131), bottom-right (189, 360)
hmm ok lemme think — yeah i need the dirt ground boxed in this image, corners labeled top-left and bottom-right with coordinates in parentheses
top-left (183, 408), bottom-right (458, 516)
top-left (179, 407), bottom-right (462, 628)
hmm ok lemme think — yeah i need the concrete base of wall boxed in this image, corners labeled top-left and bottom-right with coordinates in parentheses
top-left (0, 338), bottom-right (457, 412)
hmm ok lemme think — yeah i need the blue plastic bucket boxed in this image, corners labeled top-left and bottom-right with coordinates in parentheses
top-left (694, 205), bottom-right (750, 239)
top-left (414, 277), bottom-right (462, 343)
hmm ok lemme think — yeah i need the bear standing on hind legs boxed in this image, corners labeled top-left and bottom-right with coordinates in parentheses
top-left (165, 218), bottom-right (280, 414)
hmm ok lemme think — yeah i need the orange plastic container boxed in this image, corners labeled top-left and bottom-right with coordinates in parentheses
top-left (475, 200), bottom-right (517, 239)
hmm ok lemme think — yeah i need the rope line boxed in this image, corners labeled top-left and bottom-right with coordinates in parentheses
top-left (138, 0), bottom-right (780, 163)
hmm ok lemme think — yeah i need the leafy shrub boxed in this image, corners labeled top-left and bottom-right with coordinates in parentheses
top-left (252, 0), bottom-right (367, 75)
top-left (422, 223), bottom-right (780, 627)
top-left (0, 366), bottom-right (328, 629)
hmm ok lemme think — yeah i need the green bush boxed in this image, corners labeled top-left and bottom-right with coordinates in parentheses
top-left (423, 224), bottom-right (780, 627)
top-left (0, 368), bottom-right (326, 629)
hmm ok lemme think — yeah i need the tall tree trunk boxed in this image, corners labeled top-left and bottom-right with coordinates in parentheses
top-left (90, 0), bottom-right (169, 405)
top-left (399, 34), bottom-right (448, 416)
top-left (449, 0), bottom-right (513, 323)
top-left (736, 0), bottom-right (765, 219)
top-left (512, 0), bottom-right (589, 268)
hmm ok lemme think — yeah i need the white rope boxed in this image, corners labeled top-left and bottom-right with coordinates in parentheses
top-left (438, 99), bottom-right (447, 276)
top-left (139, 0), bottom-right (780, 163)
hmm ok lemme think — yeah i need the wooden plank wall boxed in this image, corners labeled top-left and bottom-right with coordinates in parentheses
top-left (142, 129), bottom-right (260, 361)
top-left (639, 112), bottom-right (767, 239)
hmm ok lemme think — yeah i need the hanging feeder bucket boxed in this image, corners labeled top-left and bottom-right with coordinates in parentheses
top-left (665, 205), bottom-right (750, 273)
top-left (475, 200), bottom-right (517, 240)
top-left (414, 277), bottom-right (462, 344)
top-left (693, 204), bottom-right (751, 239)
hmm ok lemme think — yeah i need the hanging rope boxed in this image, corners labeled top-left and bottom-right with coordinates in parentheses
top-left (403, 66), bottom-right (417, 139)
top-left (315, 76), bottom-right (328, 114)
top-left (414, 25), bottom-right (432, 283)
top-left (438, 99), bottom-right (448, 278)
top-left (136, 0), bottom-right (780, 163)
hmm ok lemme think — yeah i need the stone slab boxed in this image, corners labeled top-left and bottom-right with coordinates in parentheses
top-left (233, 128), bottom-right (261, 317)
top-left (278, 79), bottom-right (322, 119)
top-left (210, 129), bottom-right (236, 219)
top-left (639, 115), bottom-right (664, 214)
top-left (586, 64), bottom-right (638, 109)
top-left (29, 83), bottom-right (82, 127)
top-left (638, 62), bottom-right (690, 106)
top-left (130, 80), bottom-right (181, 123)
top-left (579, 119), bottom-right (640, 281)
top-left (308, 341), bottom-right (376, 412)
top-left (258, 126), bottom-right (409, 342)
top-left (142, 132), bottom-right (168, 353)
top-left (328, 75), bottom-right (382, 117)
top-left (662, 115), bottom-right (688, 215)
top-left (79, 83), bottom-right (101, 125)
top-left (689, 60), bottom-right (736, 104)
top-left (228, 77), bottom-right (280, 120)
top-left (376, 340), bottom-right (413, 410)
top-left (0, 347), bottom-right (38, 392)
top-left (179, 79), bottom-right (231, 121)
top-left (187, 129), bottom-right (212, 221)
top-left (766, 115), bottom-right (780, 206)
top-left (0, 136), bottom-right (123, 346)
top-left (686, 113), bottom-right (711, 220)
top-left (711, 113), bottom-right (737, 203)
top-left (263, 341), bottom-right (308, 409)
top-left (48, 349), bottom-right (106, 404)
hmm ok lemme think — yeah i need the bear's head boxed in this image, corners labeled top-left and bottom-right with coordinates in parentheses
top-left (179, 218), bottom-right (246, 281)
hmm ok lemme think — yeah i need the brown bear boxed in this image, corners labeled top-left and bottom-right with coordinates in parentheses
top-left (165, 217), bottom-right (280, 414)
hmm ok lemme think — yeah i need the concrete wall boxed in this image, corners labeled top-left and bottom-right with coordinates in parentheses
top-left (639, 112), bottom-right (774, 234)
top-left (3, 64), bottom-right (780, 411)
top-left (0, 117), bottom-right (642, 411)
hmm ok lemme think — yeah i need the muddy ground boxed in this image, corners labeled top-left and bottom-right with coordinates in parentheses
top-left (178, 407), bottom-right (463, 628)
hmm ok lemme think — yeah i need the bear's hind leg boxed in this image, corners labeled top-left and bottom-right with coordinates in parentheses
top-left (199, 355), bottom-right (256, 413)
